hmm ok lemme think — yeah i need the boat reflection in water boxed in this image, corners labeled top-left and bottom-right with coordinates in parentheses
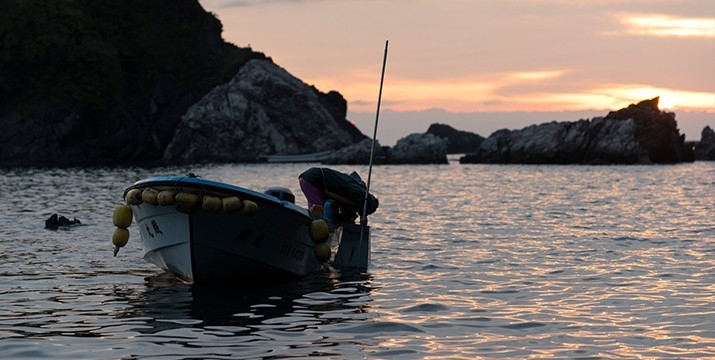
top-left (117, 270), bottom-right (375, 337)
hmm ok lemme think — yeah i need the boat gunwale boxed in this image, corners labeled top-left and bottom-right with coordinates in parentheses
top-left (124, 176), bottom-right (313, 221)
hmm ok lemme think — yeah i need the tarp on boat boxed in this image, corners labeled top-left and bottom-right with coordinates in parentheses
top-left (299, 167), bottom-right (379, 220)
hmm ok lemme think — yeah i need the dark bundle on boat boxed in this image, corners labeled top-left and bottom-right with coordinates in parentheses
top-left (299, 167), bottom-right (379, 223)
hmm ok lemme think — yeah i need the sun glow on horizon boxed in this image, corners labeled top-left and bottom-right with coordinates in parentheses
top-left (593, 85), bottom-right (715, 111)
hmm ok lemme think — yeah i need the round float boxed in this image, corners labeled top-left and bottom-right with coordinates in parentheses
top-left (125, 188), bottom-right (143, 205)
top-left (202, 195), bottom-right (222, 212)
top-left (157, 190), bottom-right (176, 206)
top-left (221, 196), bottom-right (243, 212)
top-left (112, 204), bottom-right (133, 229)
top-left (112, 227), bottom-right (130, 248)
top-left (309, 220), bottom-right (329, 243)
top-left (314, 242), bottom-right (331, 262)
top-left (141, 188), bottom-right (159, 206)
top-left (175, 192), bottom-right (200, 213)
top-left (240, 200), bottom-right (258, 216)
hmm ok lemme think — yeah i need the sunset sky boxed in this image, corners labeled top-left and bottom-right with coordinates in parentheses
top-left (199, 0), bottom-right (714, 144)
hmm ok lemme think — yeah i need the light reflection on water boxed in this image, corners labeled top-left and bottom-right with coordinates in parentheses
top-left (0, 162), bottom-right (714, 359)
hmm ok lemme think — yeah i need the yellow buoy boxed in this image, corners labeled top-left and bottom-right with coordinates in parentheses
top-left (112, 204), bottom-right (133, 229)
top-left (221, 196), bottom-right (243, 212)
top-left (175, 192), bottom-right (200, 213)
top-left (240, 200), bottom-right (258, 216)
top-left (112, 227), bottom-right (130, 256)
top-left (142, 188), bottom-right (159, 206)
top-left (202, 195), bottom-right (222, 212)
top-left (112, 227), bottom-right (129, 247)
top-left (309, 219), bottom-right (329, 243)
top-left (157, 190), bottom-right (176, 206)
top-left (314, 242), bottom-right (331, 262)
top-left (125, 188), bottom-right (143, 205)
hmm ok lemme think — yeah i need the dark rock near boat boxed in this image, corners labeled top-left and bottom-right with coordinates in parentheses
top-left (323, 133), bottom-right (448, 165)
top-left (460, 97), bottom-right (694, 164)
top-left (323, 139), bottom-right (387, 165)
top-left (386, 133), bottom-right (448, 164)
top-left (694, 126), bottom-right (715, 161)
top-left (45, 214), bottom-right (81, 230)
top-left (426, 123), bottom-right (485, 154)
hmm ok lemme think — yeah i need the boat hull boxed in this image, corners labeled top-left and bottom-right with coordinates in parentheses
top-left (126, 176), bottom-right (325, 283)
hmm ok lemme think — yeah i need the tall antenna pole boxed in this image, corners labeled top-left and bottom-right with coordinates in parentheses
top-left (361, 40), bottom-right (388, 224)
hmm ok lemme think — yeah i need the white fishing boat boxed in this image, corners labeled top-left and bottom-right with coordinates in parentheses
top-left (111, 174), bottom-right (375, 283)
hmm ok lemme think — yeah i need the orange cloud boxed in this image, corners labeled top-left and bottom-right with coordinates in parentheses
top-left (621, 15), bottom-right (715, 38)
top-left (319, 70), bottom-right (573, 112)
top-left (507, 70), bottom-right (568, 81)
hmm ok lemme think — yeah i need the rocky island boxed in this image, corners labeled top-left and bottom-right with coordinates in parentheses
top-left (459, 97), bottom-right (695, 165)
top-left (694, 126), bottom-right (715, 161)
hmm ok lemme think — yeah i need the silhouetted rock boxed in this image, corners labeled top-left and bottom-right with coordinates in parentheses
top-left (45, 214), bottom-right (81, 230)
top-left (324, 133), bottom-right (448, 165)
top-left (694, 126), bottom-right (715, 161)
top-left (426, 123), bottom-right (485, 153)
top-left (460, 97), bottom-right (694, 164)
top-left (163, 60), bottom-right (365, 163)
top-left (387, 133), bottom-right (448, 164)
top-left (602, 97), bottom-right (691, 163)
top-left (323, 139), bottom-right (386, 165)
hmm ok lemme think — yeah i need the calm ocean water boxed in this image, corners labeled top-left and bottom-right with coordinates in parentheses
top-left (1, 161), bottom-right (714, 359)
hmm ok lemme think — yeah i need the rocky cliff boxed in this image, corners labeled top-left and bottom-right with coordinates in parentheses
top-left (460, 98), bottom-right (694, 164)
top-left (0, 0), bottom-right (363, 166)
top-left (163, 59), bottom-right (365, 163)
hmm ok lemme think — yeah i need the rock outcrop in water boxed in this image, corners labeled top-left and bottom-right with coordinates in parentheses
top-left (426, 123), bottom-right (485, 154)
top-left (386, 133), bottom-right (448, 164)
top-left (0, 0), bottom-right (364, 166)
top-left (460, 98), bottom-right (694, 164)
top-left (45, 214), bottom-right (81, 230)
top-left (323, 133), bottom-right (448, 165)
top-left (323, 139), bottom-right (386, 165)
top-left (694, 126), bottom-right (715, 161)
